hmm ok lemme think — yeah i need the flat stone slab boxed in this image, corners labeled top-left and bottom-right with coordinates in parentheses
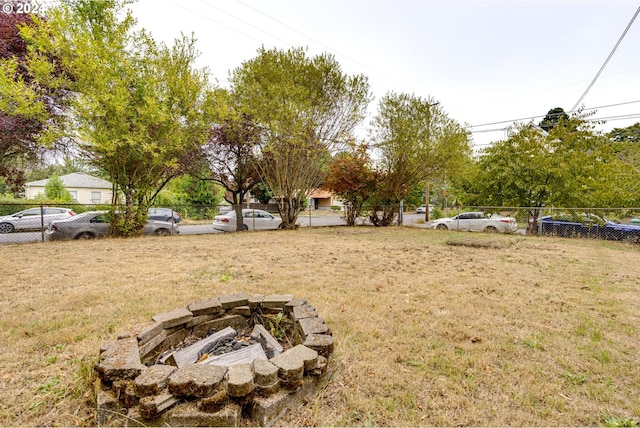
top-left (218, 292), bottom-right (249, 309)
top-left (199, 342), bottom-right (267, 367)
top-left (140, 392), bottom-right (180, 420)
top-left (138, 329), bottom-right (167, 359)
top-left (117, 321), bottom-right (164, 346)
top-left (168, 364), bottom-right (228, 398)
top-left (168, 326), bottom-right (236, 368)
top-left (96, 337), bottom-right (146, 382)
top-left (152, 308), bottom-right (193, 329)
top-left (292, 304), bottom-right (318, 321)
top-left (135, 365), bottom-right (177, 397)
top-left (252, 324), bottom-right (283, 358)
top-left (297, 317), bottom-right (330, 336)
top-left (187, 299), bottom-right (223, 316)
top-left (226, 363), bottom-right (255, 397)
top-left (262, 294), bottom-right (294, 309)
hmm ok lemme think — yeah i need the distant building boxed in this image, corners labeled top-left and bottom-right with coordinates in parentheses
top-left (308, 189), bottom-right (343, 210)
top-left (24, 172), bottom-right (114, 204)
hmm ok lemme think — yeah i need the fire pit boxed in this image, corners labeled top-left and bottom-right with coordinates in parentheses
top-left (95, 293), bottom-right (334, 426)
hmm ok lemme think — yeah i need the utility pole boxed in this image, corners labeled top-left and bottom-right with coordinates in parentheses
top-left (424, 101), bottom-right (439, 223)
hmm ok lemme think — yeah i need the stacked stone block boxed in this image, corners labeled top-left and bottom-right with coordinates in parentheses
top-left (95, 292), bottom-right (334, 427)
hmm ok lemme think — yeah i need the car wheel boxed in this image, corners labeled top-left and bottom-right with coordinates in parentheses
top-left (154, 228), bottom-right (171, 236)
top-left (277, 223), bottom-right (284, 229)
top-left (0, 222), bottom-right (14, 233)
top-left (436, 224), bottom-right (448, 230)
top-left (75, 232), bottom-right (95, 240)
top-left (484, 226), bottom-right (499, 233)
top-left (242, 224), bottom-right (249, 231)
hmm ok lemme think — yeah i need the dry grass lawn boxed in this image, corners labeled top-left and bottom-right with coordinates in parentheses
top-left (1, 227), bottom-right (639, 426)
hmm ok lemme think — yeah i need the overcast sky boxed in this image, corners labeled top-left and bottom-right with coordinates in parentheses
top-left (128, 0), bottom-right (640, 149)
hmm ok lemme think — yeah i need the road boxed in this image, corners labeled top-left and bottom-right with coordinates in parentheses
top-left (0, 213), bottom-right (433, 245)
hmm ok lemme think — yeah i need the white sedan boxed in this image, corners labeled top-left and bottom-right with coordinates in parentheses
top-left (213, 209), bottom-right (282, 232)
top-left (430, 211), bottom-right (517, 234)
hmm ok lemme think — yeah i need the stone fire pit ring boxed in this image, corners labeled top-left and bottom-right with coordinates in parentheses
top-left (95, 292), bottom-right (334, 426)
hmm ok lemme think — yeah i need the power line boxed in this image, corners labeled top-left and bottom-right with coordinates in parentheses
top-left (570, 5), bottom-right (640, 111)
top-left (469, 100), bottom-right (640, 129)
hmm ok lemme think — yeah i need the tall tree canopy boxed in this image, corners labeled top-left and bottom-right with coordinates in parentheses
top-left (468, 113), bottom-right (635, 233)
top-left (369, 92), bottom-right (471, 225)
top-left (202, 89), bottom-right (261, 231)
top-left (230, 47), bottom-right (371, 228)
top-left (539, 107), bottom-right (569, 133)
top-left (31, 0), bottom-right (216, 235)
top-left (0, 1), bottom-right (70, 193)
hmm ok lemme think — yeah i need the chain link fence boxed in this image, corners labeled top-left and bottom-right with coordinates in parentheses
top-left (2, 202), bottom-right (640, 244)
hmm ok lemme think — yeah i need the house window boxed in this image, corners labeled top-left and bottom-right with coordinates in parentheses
top-left (69, 190), bottom-right (78, 201)
top-left (91, 191), bottom-right (101, 204)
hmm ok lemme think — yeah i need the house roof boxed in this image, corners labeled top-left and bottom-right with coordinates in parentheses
top-left (25, 172), bottom-right (113, 189)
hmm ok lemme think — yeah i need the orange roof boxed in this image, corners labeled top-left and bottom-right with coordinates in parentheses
top-left (309, 189), bottom-right (332, 199)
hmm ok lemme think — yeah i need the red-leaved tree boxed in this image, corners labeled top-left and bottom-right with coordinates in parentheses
top-left (323, 143), bottom-right (376, 226)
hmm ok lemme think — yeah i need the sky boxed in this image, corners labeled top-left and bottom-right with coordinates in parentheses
top-left (128, 0), bottom-right (640, 149)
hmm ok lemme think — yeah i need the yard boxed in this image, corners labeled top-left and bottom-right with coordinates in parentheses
top-left (1, 227), bottom-right (639, 426)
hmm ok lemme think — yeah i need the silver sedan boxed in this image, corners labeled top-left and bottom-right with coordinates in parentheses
top-left (213, 209), bottom-right (282, 232)
top-left (0, 207), bottom-right (75, 233)
top-left (431, 211), bottom-right (517, 234)
top-left (45, 211), bottom-right (179, 240)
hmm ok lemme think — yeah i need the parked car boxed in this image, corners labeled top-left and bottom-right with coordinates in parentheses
top-left (538, 213), bottom-right (640, 243)
top-left (416, 204), bottom-right (433, 214)
top-left (44, 211), bottom-right (179, 240)
top-left (148, 207), bottom-right (180, 223)
top-left (430, 211), bottom-right (518, 234)
top-left (213, 209), bottom-right (282, 232)
top-left (0, 207), bottom-right (75, 233)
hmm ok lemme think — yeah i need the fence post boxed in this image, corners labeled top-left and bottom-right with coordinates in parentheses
top-left (40, 203), bottom-right (45, 242)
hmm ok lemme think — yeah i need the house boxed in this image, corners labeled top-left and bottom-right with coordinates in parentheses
top-left (308, 189), bottom-right (343, 210)
top-left (24, 172), bottom-right (114, 204)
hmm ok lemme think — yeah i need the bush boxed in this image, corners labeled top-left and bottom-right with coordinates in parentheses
top-left (331, 205), bottom-right (341, 211)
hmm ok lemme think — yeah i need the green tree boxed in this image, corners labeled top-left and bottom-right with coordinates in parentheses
top-left (539, 107), bottom-right (569, 133)
top-left (469, 113), bottom-right (632, 233)
top-left (0, 2), bottom-right (71, 193)
top-left (202, 90), bottom-right (261, 231)
top-left (370, 92), bottom-right (470, 225)
top-left (34, 0), bottom-right (215, 236)
top-left (44, 173), bottom-right (72, 201)
top-left (230, 47), bottom-right (371, 229)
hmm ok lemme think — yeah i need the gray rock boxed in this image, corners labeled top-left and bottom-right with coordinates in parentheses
top-left (139, 392), bottom-right (180, 420)
top-left (253, 359), bottom-right (279, 387)
top-left (303, 333), bottom-right (335, 357)
top-left (152, 308), bottom-right (193, 329)
top-left (96, 337), bottom-right (146, 382)
top-left (168, 364), bottom-right (228, 398)
top-left (218, 292), bottom-right (249, 309)
top-left (226, 363), bottom-right (255, 397)
top-left (262, 294), bottom-right (295, 309)
top-left (135, 365), bottom-right (177, 397)
top-left (187, 299), bottom-right (223, 316)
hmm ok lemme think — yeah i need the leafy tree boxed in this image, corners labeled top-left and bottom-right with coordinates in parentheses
top-left (607, 122), bottom-right (640, 205)
top-left (539, 107), bottom-right (569, 133)
top-left (369, 92), bottom-right (470, 225)
top-left (202, 91), bottom-right (261, 231)
top-left (609, 122), bottom-right (640, 143)
top-left (323, 143), bottom-right (376, 226)
top-left (44, 173), bottom-right (72, 201)
top-left (34, 0), bottom-right (215, 236)
top-left (251, 180), bottom-right (273, 205)
top-left (469, 112), bottom-right (632, 233)
top-left (0, 1), bottom-right (70, 193)
top-left (230, 47), bottom-right (371, 229)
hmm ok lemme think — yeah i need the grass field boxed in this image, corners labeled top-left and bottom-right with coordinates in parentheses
top-left (1, 227), bottom-right (639, 426)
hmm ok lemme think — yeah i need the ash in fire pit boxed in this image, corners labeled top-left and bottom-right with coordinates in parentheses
top-left (95, 293), bottom-right (334, 427)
